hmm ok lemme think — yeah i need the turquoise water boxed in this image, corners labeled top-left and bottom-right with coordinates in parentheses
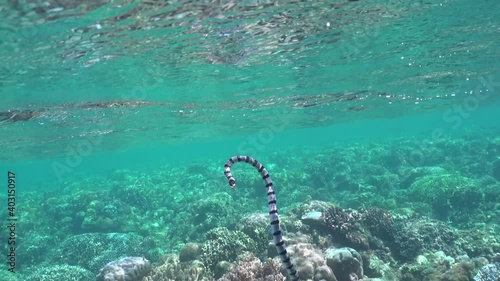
top-left (3, 107), bottom-right (500, 192)
top-left (0, 0), bottom-right (499, 280)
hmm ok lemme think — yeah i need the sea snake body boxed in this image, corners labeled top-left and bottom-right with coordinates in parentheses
top-left (224, 155), bottom-right (300, 281)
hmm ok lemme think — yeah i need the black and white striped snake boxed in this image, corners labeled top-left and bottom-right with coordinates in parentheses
top-left (224, 155), bottom-right (300, 281)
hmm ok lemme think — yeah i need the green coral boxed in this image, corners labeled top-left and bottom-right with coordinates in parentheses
top-left (235, 213), bottom-right (272, 256)
top-left (192, 193), bottom-right (236, 230)
top-left (0, 270), bottom-right (24, 281)
top-left (409, 174), bottom-right (474, 208)
top-left (200, 227), bottom-right (258, 270)
top-left (26, 264), bottom-right (94, 281)
top-left (143, 254), bottom-right (212, 281)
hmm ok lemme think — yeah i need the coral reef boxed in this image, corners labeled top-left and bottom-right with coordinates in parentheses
top-left (361, 207), bottom-right (395, 241)
top-left (217, 252), bottom-right (285, 281)
top-left (7, 130), bottom-right (500, 281)
top-left (0, 271), bottom-right (25, 281)
top-left (179, 243), bottom-right (202, 262)
top-left (199, 227), bottom-right (258, 270)
top-left (142, 254), bottom-right (211, 281)
top-left (399, 251), bottom-right (484, 281)
top-left (97, 257), bottom-right (151, 281)
top-left (26, 264), bottom-right (94, 281)
top-left (392, 215), bottom-right (463, 261)
top-left (428, 261), bottom-right (475, 281)
top-left (286, 243), bottom-right (337, 281)
top-left (474, 263), bottom-right (500, 281)
top-left (323, 205), bottom-right (368, 249)
top-left (81, 201), bottom-right (122, 232)
top-left (364, 254), bottom-right (398, 281)
top-left (408, 173), bottom-right (477, 218)
top-left (235, 213), bottom-right (272, 256)
top-left (192, 193), bottom-right (237, 231)
top-left (16, 234), bottom-right (57, 270)
top-left (52, 232), bottom-right (156, 272)
top-left (325, 247), bottom-right (364, 281)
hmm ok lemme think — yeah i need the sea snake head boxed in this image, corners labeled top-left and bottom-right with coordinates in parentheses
top-left (224, 155), bottom-right (301, 281)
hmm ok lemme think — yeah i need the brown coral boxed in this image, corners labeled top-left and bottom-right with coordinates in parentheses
top-left (285, 243), bottom-right (337, 281)
top-left (97, 257), bottom-right (151, 281)
top-left (325, 247), bottom-right (363, 281)
top-left (361, 207), bottom-right (395, 240)
top-left (142, 254), bottom-right (211, 281)
top-left (323, 206), bottom-right (368, 249)
top-left (217, 252), bottom-right (285, 281)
